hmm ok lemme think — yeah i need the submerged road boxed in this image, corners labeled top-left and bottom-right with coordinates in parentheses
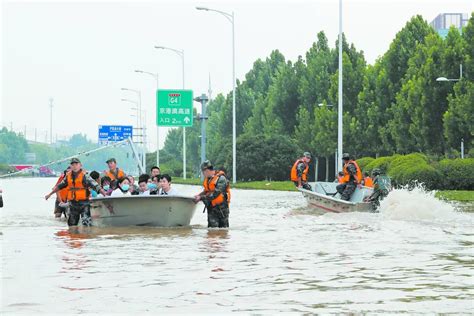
top-left (1, 178), bottom-right (473, 314)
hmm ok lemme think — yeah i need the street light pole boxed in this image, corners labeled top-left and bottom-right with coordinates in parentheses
top-left (121, 88), bottom-right (145, 172)
top-left (196, 6), bottom-right (237, 183)
top-left (121, 98), bottom-right (139, 130)
top-left (436, 64), bottom-right (463, 82)
top-left (154, 46), bottom-right (187, 179)
top-left (135, 70), bottom-right (160, 167)
top-left (337, 0), bottom-right (343, 173)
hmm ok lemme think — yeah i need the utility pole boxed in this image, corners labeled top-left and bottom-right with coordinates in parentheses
top-left (49, 98), bottom-right (54, 144)
top-left (194, 94), bottom-right (209, 179)
top-left (337, 0), bottom-right (343, 173)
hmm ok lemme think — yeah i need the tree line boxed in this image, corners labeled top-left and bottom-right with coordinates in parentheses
top-left (0, 128), bottom-right (138, 174)
top-left (155, 13), bottom-right (473, 181)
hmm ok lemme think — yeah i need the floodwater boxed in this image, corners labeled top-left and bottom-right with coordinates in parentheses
top-left (1, 178), bottom-right (473, 314)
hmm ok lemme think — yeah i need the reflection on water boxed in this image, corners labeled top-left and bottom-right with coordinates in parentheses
top-left (1, 178), bottom-right (473, 314)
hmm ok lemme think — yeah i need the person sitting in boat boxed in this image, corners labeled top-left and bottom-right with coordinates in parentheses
top-left (127, 175), bottom-right (139, 195)
top-left (138, 174), bottom-right (151, 196)
top-left (194, 160), bottom-right (231, 228)
top-left (364, 168), bottom-right (392, 211)
top-left (111, 177), bottom-right (132, 197)
top-left (336, 153), bottom-right (362, 201)
top-left (98, 176), bottom-right (114, 196)
top-left (334, 171), bottom-right (344, 183)
top-left (362, 172), bottom-right (374, 188)
top-left (290, 152), bottom-right (312, 190)
top-left (103, 158), bottom-right (126, 187)
top-left (148, 175), bottom-right (161, 195)
top-left (159, 174), bottom-right (177, 196)
top-left (45, 157), bottom-right (106, 227)
top-left (150, 166), bottom-right (160, 178)
top-left (89, 171), bottom-right (101, 197)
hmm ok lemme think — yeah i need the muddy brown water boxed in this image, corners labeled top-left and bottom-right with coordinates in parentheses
top-left (1, 178), bottom-right (473, 314)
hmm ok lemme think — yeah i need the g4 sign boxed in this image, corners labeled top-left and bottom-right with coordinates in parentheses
top-left (168, 93), bottom-right (182, 106)
top-left (157, 90), bottom-right (193, 127)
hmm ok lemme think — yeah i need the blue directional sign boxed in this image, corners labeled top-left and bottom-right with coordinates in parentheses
top-left (98, 125), bottom-right (133, 145)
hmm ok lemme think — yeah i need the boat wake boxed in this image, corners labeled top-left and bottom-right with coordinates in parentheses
top-left (379, 186), bottom-right (463, 222)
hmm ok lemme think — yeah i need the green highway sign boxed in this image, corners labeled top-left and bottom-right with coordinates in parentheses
top-left (156, 89), bottom-right (193, 127)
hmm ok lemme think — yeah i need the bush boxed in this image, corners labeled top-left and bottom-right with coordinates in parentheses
top-left (356, 157), bottom-right (375, 171)
top-left (439, 158), bottom-right (474, 190)
top-left (385, 154), bottom-right (440, 189)
top-left (365, 155), bottom-right (399, 174)
top-left (389, 163), bottom-right (442, 190)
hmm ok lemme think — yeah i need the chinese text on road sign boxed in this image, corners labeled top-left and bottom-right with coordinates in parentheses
top-left (98, 125), bottom-right (133, 145)
top-left (157, 90), bottom-right (193, 127)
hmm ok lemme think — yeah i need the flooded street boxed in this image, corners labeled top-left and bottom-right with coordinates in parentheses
top-left (1, 178), bottom-right (473, 314)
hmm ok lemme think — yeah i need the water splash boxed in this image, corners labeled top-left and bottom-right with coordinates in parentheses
top-left (380, 186), bottom-right (458, 221)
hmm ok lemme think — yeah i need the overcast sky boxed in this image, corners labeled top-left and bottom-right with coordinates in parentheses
top-left (1, 0), bottom-right (473, 150)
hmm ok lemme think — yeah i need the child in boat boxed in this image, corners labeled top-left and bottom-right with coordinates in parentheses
top-left (159, 174), bottom-right (177, 196)
top-left (89, 171), bottom-right (101, 197)
top-left (149, 175), bottom-right (161, 195)
top-left (111, 177), bottom-right (132, 197)
top-left (138, 174), bottom-right (150, 196)
top-left (127, 175), bottom-right (139, 195)
top-left (99, 176), bottom-right (114, 196)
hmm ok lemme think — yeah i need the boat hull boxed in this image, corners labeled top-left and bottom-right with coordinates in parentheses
top-left (90, 195), bottom-right (198, 227)
top-left (299, 182), bottom-right (374, 213)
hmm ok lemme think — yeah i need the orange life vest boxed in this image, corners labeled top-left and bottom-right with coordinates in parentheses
top-left (342, 160), bottom-right (362, 184)
top-left (290, 159), bottom-right (309, 182)
top-left (55, 173), bottom-right (69, 202)
top-left (364, 176), bottom-right (374, 188)
top-left (104, 168), bottom-right (125, 181)
top-left (66, 170), bottom-right (89, 202)
top-left (203, 171), bottom-right (231, 207)
top-left (337, 175), bottom-right (344, 184)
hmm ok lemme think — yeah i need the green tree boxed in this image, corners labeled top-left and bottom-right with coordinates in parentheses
top-left (444, 80), bottom-right (474, 154)
top-left (0, 128), bottom-right (29, 164)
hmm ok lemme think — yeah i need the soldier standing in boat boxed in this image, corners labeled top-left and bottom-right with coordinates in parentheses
top-left (336, 153), bottom-right (362, 201)
top-left (103, 158), bottom-right (126, 187)
top-left (194, 160), bottom-right (231, 228)
top-left (45, 158), bottom-right (106, 227)
top-left (290, 152), bottom-right (312, 190)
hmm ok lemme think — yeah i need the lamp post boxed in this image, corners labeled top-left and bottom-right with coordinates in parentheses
top-left (135, 70), bottom-right (160, 167)
top-left (121, 88), bottom-right (145, 171)
top-left (154, 45), bottom-right (187, 179)
top-left (337, 0), bottom-right (343, 173)
top-left (436, 64), bottom-right (463, 158)
top-left (121, 98), bottom-right (139, 139)
top-left (436, 64), bottom-right (463, 82)
top-left (196, 6), bottom-right (237, 184)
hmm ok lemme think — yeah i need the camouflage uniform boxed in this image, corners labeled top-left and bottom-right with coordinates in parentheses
top-left (293, 161), bottom-right (312, 190)
top-left (367, 175), bottom-right (392, 211)
top-left (55, 171), bottom-right (101, 226)
top-left (336, 162), bottom-right (358, 201)
top-left (202, 174), bottom-right (230, 228)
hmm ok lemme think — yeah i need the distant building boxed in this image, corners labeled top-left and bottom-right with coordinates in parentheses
top-left (430, 13), bottom-right (469, 38)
